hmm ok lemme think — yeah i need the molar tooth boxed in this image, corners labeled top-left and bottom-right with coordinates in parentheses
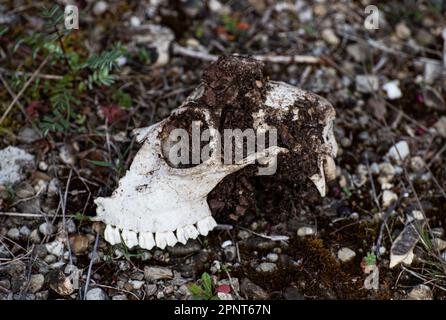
top-left (324, 155), bottom-right (336, 181)
top-left (104, 224), bottom-right (121, 245)
top-left (139, 232), bottom-right (155, 250)
top-left (155, 232), bottom-right (168, 249)
top-left (197, 217), bottom-right (216, 236)
top-left (176, 227), bottom-right (188, 245)
top-left (121, 229), bottom-right (139, 249)
top-left (183, 225), bottom-right (199, 239)
top-left (165, 231), bottom-right (178, 247)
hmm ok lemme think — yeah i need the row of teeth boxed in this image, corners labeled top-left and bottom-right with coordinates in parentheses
top-left (103, 216), bottom-right (217, 250)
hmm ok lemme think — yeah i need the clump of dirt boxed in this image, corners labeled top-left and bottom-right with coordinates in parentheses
top-left (195, 55), bottom-right (332, 224)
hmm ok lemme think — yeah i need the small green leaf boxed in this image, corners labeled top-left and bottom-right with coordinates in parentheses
top-left (188, 284), bottom-right (205, 298)
top-left (201, 272), bottom-right (213, 295)
top-left (89, 160), bottom-right (113, 167)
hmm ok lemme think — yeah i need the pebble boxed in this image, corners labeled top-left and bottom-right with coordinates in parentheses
top-left (29, 229), bottom-right (41, 243)
top-left (17, 127), bottom-right (40, 144)
top-left (49, 271), bottom-right (74, 296)
top-left (15, 182), bottom-right (35, 198)
top-left (35, 291), bottom-right (49, 300)
top-left (7, 228), bottom-right (20, 241)
top-left (39, 223), bottom-right (54, 236)
top-left (395, 21), bottom-right (411, 39)
top-left (47, 178), bottom-right (59, 196)
top-left (93, 1), bottom-right (108, 16)
top-left (356, 75), bottom-right (379, 93)
top-left (19, 225), bottom-right (31, 237)
top-left (346, 43), bottom-right (367, 62)
top-left (237, 230), bottom-right (251, 240)
top-left (432, 238), bottom-right (446, 251)
top-left (129, 280), bottom-right (145, 290)
top-left (86, 287), bottom-right (108, 300)
top-left (407, 285), bottom-right (432, 300)
top-left (382, 80), bottom-right (402, 100)
top-left (0, 146), bottom-right (35, 185)
top-left (283, 287), bottom-right (304, 300)
top-left (29, 274), bottom-right (45, 293)
top-left (130, 16), bottom-right (141, 27)
top-left (337, 247), bottom-right (356, 262)
top-left (321, 28), bottom-right (340, 46)
top-left (44, 255), bottom-right (57, 264)
top-left (240, 278), bottom-right (268, 299)
top-left (256, 262), bottom-right (277, 273)
top-left (297, 226), bottom-right (316, 237)
top-left (266, 253), bottom-right (279, 263)
top-left (423, 86), bottom-right (445, 111)
top-left (146, 284), bottom-right (158, 296)
top-left (112, 294), bottom-right (128, 300)
top-left (386, 141), bottom-right (410, 162)
top-left (221, 240), bottom-right (233, 248)
top-left (382, 190), bottom-right (398, 208)
top-left (223, 246), bottom-right (237, 262)
top-left (38, 161), bottom-right (48, 171)
top-left (144, 266), bottom-right (173, 281)
top-left (422, 58), bottom-right (442, 85)
top-left (70, 235), bottom-right (89, 255)
top-left (410, 156), bottom-right (425, 172)
top-left (434, 117), bottom-right (446, 138)
top-left (59, 145), bottom-right (75, 165)
top-left (45, 240), bottom-right (64, 257)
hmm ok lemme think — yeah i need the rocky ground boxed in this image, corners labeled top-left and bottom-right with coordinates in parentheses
top-left (0, 0), bottom-right (446, 300)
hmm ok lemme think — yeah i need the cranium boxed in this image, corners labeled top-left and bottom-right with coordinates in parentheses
top-left (95, 56), bottom-right (337, 250)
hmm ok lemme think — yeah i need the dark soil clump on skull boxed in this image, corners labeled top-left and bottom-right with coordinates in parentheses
top-left (196, 56), bottom-right (331, 225)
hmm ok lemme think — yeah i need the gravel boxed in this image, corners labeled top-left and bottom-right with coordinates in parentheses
top-left (255, 262), bottom-right (277, 273)
top-left (144, 266), bottom-right (174, 281)
top-left (86, 287), bottom-right (108, 300)
top-left (337, 247), bottom-right (356, 263)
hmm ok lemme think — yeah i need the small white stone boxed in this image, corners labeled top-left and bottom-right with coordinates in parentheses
top-left (39, 222), bottom-right (54, 236)
top-left (337, 247), bottom-right (356, 263)
top-left (386, 141), bottom-right (410, 162)
top-left (297, 226), bottom-right (316, 237)
top-left (86, 287), bottom-right (108, 300)
top-left (266, 253), bottom-right (279, 262)
top-left (256, 262), bottom-right (277, 272)
top-left (93, 1), bottom-right (108, 16)
top-left (45, 240), bottom-right (64, 257)
top-left (7, 228), bottom-right (20, 241)
top-left (38, 161), bottom-right (48, 171)
top-left (130, 16), bottom-right (141, 27)
top-left (382, 80), bottom-right (402, 100)
top-left (356, 75), bottom-right (379, 93)
top-left (129, 280), bottom-right (145, 290)
top-left (321, 28), bottom-right (340, 46)
top-left (0, 146), bottom-right (35, 185)
top-left (432, 238), bottom-right (446, 251)
top-left (116, 56), bottom-right (127, 67)
top-left (29, 229), bottom-right (41, 243)
top-left (407, 285), bottom-right (432, 300)
top-left (29, 274), bottom-right (45, 293)
top-left (396, 22), bottom-right (411, 39)
top-left (19, 225), bottom-right (31, 237)
top-left (221, 240), bottom-right (233, 248)
top-left (382, 190), bottom-right (398, 208)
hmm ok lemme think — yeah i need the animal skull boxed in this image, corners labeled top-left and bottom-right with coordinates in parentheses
top-left (95, 56), bottom-right (337, 250)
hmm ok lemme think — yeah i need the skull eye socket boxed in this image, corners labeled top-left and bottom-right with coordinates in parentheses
top-left (160, 108), bottom-right (211, 169)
